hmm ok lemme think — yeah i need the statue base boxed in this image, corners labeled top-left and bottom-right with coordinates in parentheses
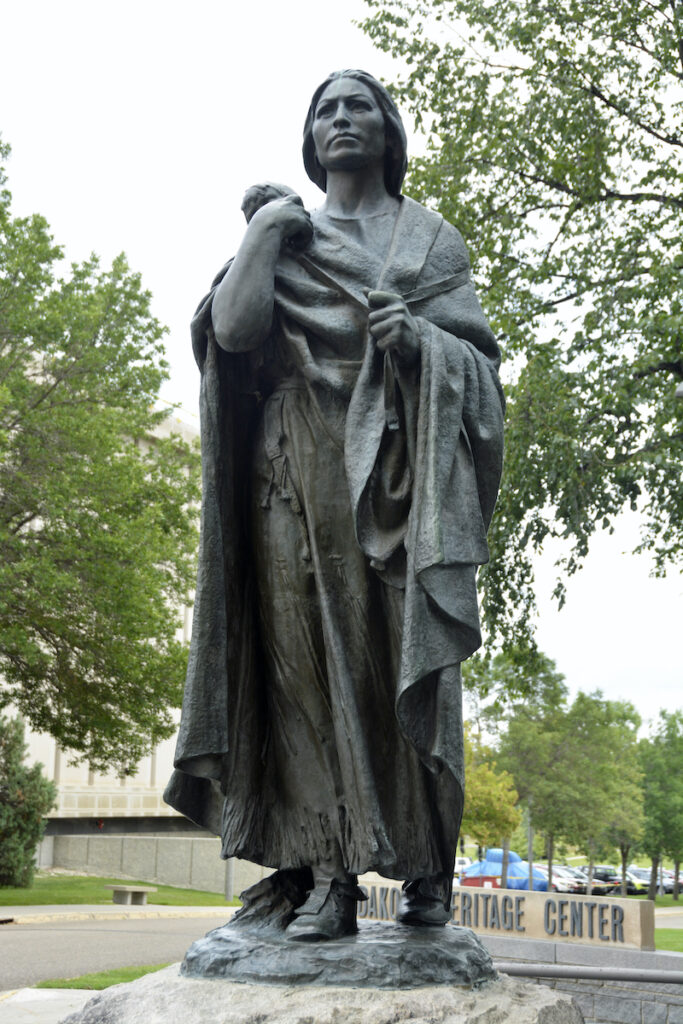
top-left (181, 919), bottom-right (495, 988)
top-left (61, 965), bottom-right (584, 1023)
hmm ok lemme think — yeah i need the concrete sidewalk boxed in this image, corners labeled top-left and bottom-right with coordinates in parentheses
top-left (0, 903), bottom-right (234, 924)
top-left (0, 986), bottom-right (95, 1023)
top-left (0, 904), bottom-right (235, 1023)
top-left (0, 904), bottom-right (234, 1021)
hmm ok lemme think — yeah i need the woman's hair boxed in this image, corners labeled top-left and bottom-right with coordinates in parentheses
top-left (302, 70), bottom-right (408, 197)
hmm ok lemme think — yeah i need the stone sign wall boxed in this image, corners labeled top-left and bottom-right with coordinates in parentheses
top-left (357, 876), bottom-right (655, 951)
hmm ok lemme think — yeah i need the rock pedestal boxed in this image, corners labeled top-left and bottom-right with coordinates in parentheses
top-left (61, 921), bottom-right (584, 1023)
top-left (61, 966), bottom-right (584, 1023)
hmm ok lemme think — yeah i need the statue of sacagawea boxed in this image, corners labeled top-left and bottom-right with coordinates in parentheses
top-left (164, 70), bottom-right (504, 942)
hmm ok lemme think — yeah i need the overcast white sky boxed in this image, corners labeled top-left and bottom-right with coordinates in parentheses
top-left (3, 0), bottom-right (680, 729)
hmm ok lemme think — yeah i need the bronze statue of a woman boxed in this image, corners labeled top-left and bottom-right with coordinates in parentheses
top-left (165, 70), bottom-right (504, 942)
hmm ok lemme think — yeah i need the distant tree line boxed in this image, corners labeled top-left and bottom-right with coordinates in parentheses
top-left (461, 651), bottom-right (683, 900)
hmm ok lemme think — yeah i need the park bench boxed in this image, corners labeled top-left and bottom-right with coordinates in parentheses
top-left (104, 884), bottom-right (157, 905)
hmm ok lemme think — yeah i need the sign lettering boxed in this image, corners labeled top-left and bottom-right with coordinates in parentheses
top-left (357, 877), bottom-right (652, 950)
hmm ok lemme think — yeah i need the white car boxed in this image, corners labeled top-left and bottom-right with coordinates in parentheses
top-left (535, 866), bottom-right (581, 893)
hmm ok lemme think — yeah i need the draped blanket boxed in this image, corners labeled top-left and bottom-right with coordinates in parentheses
top-left (164, 197), bottom-right (504, 871)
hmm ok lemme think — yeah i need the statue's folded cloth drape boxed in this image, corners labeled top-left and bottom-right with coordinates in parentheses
top-left (164, 197), bottom-right (504, 878)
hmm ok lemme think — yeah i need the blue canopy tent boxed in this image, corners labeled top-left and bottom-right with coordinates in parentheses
top-left (460, 848), bottom-right (548, 891)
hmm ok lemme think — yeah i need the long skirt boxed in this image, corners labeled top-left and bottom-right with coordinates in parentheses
top-left (244, 378), bottom-right (458, 882)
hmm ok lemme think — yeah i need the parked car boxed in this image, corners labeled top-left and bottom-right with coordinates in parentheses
top-left (574, 866), bottom-right (616, 895)
top-left (663, 870), bottom-right (678, 893)
top-left (624, 872), bottom-right (648, 895)
top-left (628, 865), bottom-right (675, 894)
top-left (561, 866), bottom-right (589, 894)
top-left (629, 866), bottom-right (651, 883)
top-left (536, 865), bottom-right (584, 893)
top-left (607, 871), bottom-right (649, 896)
top-left (454, 856), bottom-right (473, 876)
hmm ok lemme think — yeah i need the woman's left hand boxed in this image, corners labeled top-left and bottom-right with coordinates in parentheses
top-left (366, 290), bottom-right (420, 366)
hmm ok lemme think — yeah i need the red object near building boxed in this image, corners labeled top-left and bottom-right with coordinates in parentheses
top-left (460, 875), bottom-right (501, 888)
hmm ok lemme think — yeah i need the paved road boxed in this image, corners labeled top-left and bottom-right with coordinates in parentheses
top-left (657, 912), bottom-right (683, 929)
top-left (0, 915), bottom-right (226, 990)
top-left (2, 904), bottom-right (679, 993)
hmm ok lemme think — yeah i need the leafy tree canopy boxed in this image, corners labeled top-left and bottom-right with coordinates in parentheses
top-left (640, 711), bottom-right (683, 894)
top-left (489, 655), bottom-right (643, 880)
top-left (0, 141), bottom-right (200, 773)
top-left (461, 726), bottom-right (522, 848)
top-left (361, 0), bottom-right (683, 647)
top-left (463, 646), bottom-right (568, 724)
top-left (563, 692), bottom-right (642, 866)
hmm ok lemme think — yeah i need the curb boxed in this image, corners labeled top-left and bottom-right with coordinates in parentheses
top-left (2, 907), bottom-right (234, 925)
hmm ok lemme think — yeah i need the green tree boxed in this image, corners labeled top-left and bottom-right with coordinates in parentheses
top-left (463, 646), bottom-right (568, 727)
top-left (496, 667), bottom-right (575, 887)
top-left (564, 693), bottom-right (642, 892)
top-left (496, 676), bottom-right (642, 892)
top-left (640, 734), bottom-right (668, 899)
top-left (602, 792), bottom-right (644, 897)
top-left (461, 725), bottom-right (522, 852)
top-left (0, 716), bottom-right (56, 887)
top-left (641, 712), bottom-right (683, 899)
top-left (361, 0), bottom-right (683, 646)
top-left (0, 142), bottom-right (200, 774)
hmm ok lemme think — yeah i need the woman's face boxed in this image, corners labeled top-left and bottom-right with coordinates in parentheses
top-left (312, 77), bottom-right (386, 175)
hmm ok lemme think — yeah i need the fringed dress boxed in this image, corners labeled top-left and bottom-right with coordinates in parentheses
top-left (164, 196), bottom-right (504, 885)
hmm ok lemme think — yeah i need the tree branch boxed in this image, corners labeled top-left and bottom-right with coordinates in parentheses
top-left (468, 50), bottom-right (683, 128)
top-left (604, 187), bottom-right (683, 205)
top-left (633, 358), bottom-right (683, 381)
top-left (586, 79), bottom-right (682, 146)
top-left (608, 430), bottom-right (683, 466)
top-left (675, 0), bottom-right (683, 75)
top-left (538, 291), bottom-right (581, 310)
top-left (650, 0), bottom-right (675, 25)
top-left (489, 162), bottom-right (683, 210)
top-left (7, 511), bottom-right (40, 535)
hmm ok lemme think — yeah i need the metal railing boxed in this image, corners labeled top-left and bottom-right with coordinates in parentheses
top-left (495, 962), bottom-right (683, 985)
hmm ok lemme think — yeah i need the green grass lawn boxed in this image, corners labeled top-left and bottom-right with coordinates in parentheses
top-left (35, 963), bottom-right (171, 990)
top-left (650, 893), bottom-right (683, 909)
top-left (655, 929), bottom-right (683, 953)
top-left (0, 872), bottom-right (238, 907)
top-left (620, 892), bottom-right (682, 908)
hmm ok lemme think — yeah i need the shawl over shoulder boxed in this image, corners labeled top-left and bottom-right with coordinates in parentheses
top-left (164, 197), bottom-right (504, 852)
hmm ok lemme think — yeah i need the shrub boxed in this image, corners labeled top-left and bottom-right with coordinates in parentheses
top-left (0, 715), bottom-right (57, 887)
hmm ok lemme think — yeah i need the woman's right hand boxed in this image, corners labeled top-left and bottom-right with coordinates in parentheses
top-left (213, 192), bottom-right (311, 352)
top-left (249, 193), bottom-right (313, 251)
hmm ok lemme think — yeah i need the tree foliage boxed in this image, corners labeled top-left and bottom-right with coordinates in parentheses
top-left (361, 0), bottom-right (683, 646)
top-left (563, 693), bottom-right (642, 885)
top-left (463, 646), bottom-right (567, 722)
top-left (461, 726), bottom-right (521, 848)
top-left (0, 141), bottom-right (200, 773)
top-left (0, 715), bottom-right (56, 887)
top-left (489, 654), bottom-right (642, 886)
top-left (640, 712), bottom-right (683, 898)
